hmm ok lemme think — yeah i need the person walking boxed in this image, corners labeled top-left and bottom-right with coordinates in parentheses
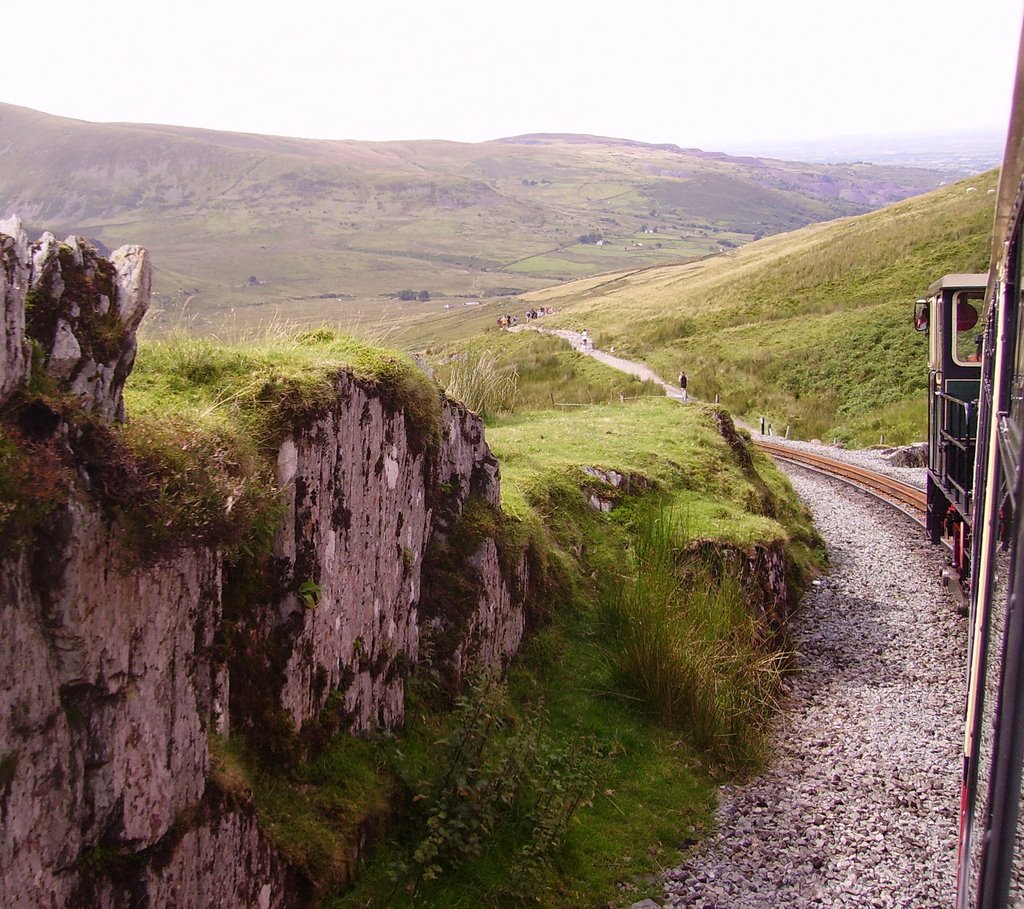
top-left (581, 329), bottom-right (590, 351)
top-left (678, 369), bottom-right (688, 402)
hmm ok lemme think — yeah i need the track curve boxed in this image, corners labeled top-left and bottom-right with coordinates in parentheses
top-left (753, 440), bottom-right (927, 525)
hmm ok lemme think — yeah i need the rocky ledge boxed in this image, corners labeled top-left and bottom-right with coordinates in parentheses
top-left (0, 218), bottom-right (529, 908)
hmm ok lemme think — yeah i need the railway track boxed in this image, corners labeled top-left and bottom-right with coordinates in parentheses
top-left (754, 439), bottom-right (927, 525)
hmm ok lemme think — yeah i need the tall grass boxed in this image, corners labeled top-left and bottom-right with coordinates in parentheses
top-left (440, 350), bottom-right (519, 418)
top-left (432, 331), bottom-right (662, 418)
top-left (599, 505), bottom-right (785, 769)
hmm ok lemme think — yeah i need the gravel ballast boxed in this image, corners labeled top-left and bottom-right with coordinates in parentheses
top-left (662, 468), bottom-right (966, 909)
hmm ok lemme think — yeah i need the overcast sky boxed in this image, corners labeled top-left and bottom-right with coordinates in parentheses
top-left (3, 0), bottom-right (1022, 152)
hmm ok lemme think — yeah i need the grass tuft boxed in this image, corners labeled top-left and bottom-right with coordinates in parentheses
top-left (440, 349), bottom-right (519, 418)
top-left (599, 505), bottom-right (785, 769)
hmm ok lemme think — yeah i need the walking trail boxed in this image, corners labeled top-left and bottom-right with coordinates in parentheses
top-left (509, 324), bottom-right (689, 402)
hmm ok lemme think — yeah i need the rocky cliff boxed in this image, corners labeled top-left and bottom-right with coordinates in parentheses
top-left (0, 218), bottom-right (528, 908)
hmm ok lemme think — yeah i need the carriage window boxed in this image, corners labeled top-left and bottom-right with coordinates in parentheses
top-left (953, 292), bottom-right (983, 364)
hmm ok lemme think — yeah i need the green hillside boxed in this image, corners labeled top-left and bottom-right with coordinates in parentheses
top-left (0, 104), bottom-right (948, 335)
top-left (510, 170), bottom-right (997, 444)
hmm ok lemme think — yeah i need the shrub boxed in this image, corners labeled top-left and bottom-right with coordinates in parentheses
top-left (396, 674), bottom-right (600, 893)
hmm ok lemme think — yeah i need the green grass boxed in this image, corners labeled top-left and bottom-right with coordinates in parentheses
top-left (19, 327), bottom-right (443, 562)
top-left (126, 327), bottom-right (442, 451)
top-left (332, 636), bottom-right (718, 909)
top-left (519, 170), bottom-right (998, 444)
top-left (429, 330), bottom-right (664, 418)
top-left (489, 398), bottom-right (802, 546)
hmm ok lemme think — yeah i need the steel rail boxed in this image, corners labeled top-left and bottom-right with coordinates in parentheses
top-left (754, 439), bottom-right (927, 525)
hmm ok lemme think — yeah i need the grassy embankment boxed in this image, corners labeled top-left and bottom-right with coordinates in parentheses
top-left (2, 327), bottom-right (821, 907)
top-left (512, 170), bottom-right (997, 445)
top-left (331, 393), bottom-right (820, 908)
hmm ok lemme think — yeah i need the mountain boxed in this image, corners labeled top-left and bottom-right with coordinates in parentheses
top-left (0, 103), bottom-right (954, 332)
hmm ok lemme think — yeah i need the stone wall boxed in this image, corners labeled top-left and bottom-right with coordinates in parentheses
top-left (0, 221), bottom-right (528, 906)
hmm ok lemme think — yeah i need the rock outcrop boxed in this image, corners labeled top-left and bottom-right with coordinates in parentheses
top-left (0, 221), bottom-right (527, 907)
top-left (0, 218), bottom-right (30, 403)
top-left (270, 377), bottom-right (515, 732)
top-left (0, 215), bottom-right (150, 420)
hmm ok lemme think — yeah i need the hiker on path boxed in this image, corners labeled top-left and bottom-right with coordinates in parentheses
top-left (678, 370), bottom-right (688, 402)
top-left (581, 329), bottom-right (590, 351)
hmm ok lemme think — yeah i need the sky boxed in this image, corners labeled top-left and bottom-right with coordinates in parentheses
top-left (3, 0), bottom-right (1023, 153)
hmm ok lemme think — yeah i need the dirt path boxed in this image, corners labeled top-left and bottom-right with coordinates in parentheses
top-left (510, 324), bottom-right (689, 402)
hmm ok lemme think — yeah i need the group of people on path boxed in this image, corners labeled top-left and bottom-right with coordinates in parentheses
top-left (497, 306), bottom-right (557, 329)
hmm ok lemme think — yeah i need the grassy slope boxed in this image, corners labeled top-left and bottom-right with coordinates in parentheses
top-left (0, 104), bottom-right (947, 334)
top-left (515, 170), bottom-right (997, 444)
top-left (332, 398), bottom-right (819, 908)
top-left (105, 327), bottom-right (819, 907)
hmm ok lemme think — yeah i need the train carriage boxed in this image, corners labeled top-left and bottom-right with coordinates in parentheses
top-left (925, 21), bottom-right (1024, 907)
top-left (918, 273), bottom-right (985, 593)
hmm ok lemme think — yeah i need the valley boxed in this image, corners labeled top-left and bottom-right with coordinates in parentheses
top-left (0, 103), bottom-right (954, 334)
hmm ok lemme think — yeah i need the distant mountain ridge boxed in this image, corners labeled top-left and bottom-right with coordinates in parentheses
top-left (722, 127), bottom-right (1004, 173)
top-left (497, 132), bottom-right (755, 162)
top-left (0, 103), bottom-right (959, 331)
